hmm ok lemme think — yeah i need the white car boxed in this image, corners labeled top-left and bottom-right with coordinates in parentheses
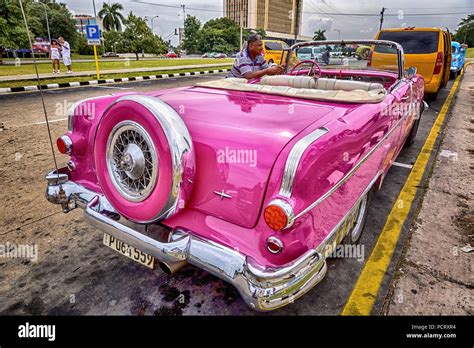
top-left (296, 46), bottom-right (323, 63)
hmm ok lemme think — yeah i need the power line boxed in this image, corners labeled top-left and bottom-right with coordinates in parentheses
top-left (129, 1), bottom-right (472, 17)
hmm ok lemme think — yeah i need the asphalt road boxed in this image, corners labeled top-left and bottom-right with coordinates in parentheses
top-left (0, 73), bottom-right (455, 315)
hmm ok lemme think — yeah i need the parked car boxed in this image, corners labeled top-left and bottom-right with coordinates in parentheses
top-left (450, 41), bottom-right (466, 78)
top-left (261, 39), bottom-right (295, 64)
top-left (102, 52), bottom-right (119, 58)
top-left (46, 40), bottom-right (426, 311)
top-left (213, 53), bottom-right (227, 59)
top-left (296, 46), bottom-right (324, 63)
top-left (201, 52), bottom-right (211, 58)
top-left (372, 27), bottom-right (452, 100)
top-left (166, 52), bottom-right (177, 58)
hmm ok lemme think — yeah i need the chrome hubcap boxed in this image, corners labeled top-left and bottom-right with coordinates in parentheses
top-left (106, 121), bottom-right (158, 202)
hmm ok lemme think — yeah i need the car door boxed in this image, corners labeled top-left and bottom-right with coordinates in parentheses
top-left (391, 79), bottom-right (413, 154)
top-left (442, 30), bottom-right (452, 87)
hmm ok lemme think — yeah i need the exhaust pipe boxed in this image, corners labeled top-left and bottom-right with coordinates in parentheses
top-left (158, 260), bottom-right (187, 274)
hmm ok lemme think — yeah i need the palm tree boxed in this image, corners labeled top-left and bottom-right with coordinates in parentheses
top-left (312, 29), bottom-right (327, 41)
top-left (98, 2), bottom-right (125, 31)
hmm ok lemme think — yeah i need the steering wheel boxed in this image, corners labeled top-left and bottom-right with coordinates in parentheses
top-left (290, 59), bottom-right (321, 77)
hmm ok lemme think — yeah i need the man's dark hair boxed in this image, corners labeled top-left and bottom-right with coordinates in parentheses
top-left (247, 33), bottom-right (262, 46)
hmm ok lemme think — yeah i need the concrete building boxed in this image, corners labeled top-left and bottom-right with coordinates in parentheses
top-left (74, 15), bottom-right (99, 35)
top-left (223, 0), bottom-right (311, 41)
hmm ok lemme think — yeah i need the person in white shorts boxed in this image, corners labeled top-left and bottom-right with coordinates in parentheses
top-left (58, 36), bottom-right (73, 73)
top-left (50, 39), bottom-right (61, 74)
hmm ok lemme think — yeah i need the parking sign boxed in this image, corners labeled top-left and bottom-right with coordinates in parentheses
top-left (86, 25), bottom-right (100, 45)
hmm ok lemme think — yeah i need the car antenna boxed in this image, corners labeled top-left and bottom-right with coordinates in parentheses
top-left (18, 0), bottom-right (64, 193)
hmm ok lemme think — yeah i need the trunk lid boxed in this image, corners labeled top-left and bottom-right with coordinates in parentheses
top-left (151, 86), bottom-right (335, 228)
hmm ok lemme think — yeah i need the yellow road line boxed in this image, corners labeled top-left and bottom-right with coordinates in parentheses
top-left (342, 62), bottom-right (471, 316)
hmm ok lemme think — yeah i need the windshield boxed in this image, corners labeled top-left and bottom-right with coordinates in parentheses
top-left (286, 42), bottom-right (400, 74)
top-left (376, 31), bottom-right (439, 54)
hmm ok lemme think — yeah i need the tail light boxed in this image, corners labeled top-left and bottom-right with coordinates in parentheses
top-left (367, 50), bottom-right (373, 67)
top-left (266, 236), bottom-right (284, 254)
top-left (433, 52), bottom-right (443, 75)
top-left (263, 199), bottom-right (294, 231)
top-left (57, 135), bottom-right (72, 154)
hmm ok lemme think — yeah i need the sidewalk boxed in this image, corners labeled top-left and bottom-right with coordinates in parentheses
top-left (0, 62), bottom-right (232, 82)
top-left (386, 64), bottom-right (473, 314)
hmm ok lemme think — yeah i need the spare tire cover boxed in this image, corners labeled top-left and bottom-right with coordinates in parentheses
top-left (94, 95), bottom-right (195, 223)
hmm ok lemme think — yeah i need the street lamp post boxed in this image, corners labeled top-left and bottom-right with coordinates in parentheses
top-left (37, 1), bottom-right (51, 43)
top-left (145, 16), bottom-right (159, 34)
top-left (333, 29), bottom-right (341, 40)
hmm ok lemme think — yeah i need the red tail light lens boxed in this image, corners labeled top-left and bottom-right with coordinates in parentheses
top-left (266, 236), bottom-right (284, 254)
top-left (264, 205), bottom-right (288, 231)
top-left (433, 52), bottom-right (443, 75)
top-left (57, 135), bottom-right (72, 154)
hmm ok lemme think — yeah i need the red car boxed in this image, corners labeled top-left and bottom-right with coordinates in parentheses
top-left (166, 52), bottom-right (177, 58)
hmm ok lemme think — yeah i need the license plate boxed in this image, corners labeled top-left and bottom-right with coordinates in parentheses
top-left (103, 233), bottom-right (155, 269)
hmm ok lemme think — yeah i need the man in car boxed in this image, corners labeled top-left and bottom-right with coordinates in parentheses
top-left (227, 33), bottom-right (284, 79)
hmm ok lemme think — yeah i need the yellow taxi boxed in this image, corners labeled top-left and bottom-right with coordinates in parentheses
top-left (371, 27), bottom-right (452, 99)
top-left (262, 39), bottom-right (294, 65)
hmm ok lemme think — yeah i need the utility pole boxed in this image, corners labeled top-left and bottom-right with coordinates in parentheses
top-left (180, 4), bottom-right (186, 48)
top-left (240, 10), bottom-right (243, 51)
top-left (293, 0), bottom-right (301, 45)
top-left (37, 1), bottom-right (51, 43)
top-left (379, 7), bottom-right (386, 31)
top-left (181, 4), bottom-right (186, 29)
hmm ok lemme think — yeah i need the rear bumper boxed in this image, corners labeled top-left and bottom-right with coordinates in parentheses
top-left (46, 169), bottom-right (327, 311)
top-left (424, 74), bottom-right (442, 93)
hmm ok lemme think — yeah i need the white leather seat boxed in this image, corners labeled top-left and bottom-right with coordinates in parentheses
top-left (260, 75), bottom-right (384, 92)
top-left (197, 78), bottom-right (387, 104)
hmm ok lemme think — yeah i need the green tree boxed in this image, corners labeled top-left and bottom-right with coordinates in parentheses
top-left (453, 14), bottom-right (473, 47)
top-left (183, 15), bottom-right (201, 54)
top-left (312, 29), bottom-right (326, 41)
top-left (98, 2), bottom-right (125, 32)
top-left (196, 17), bottom-right (240, 54)
top-left (122, 11), bottom-right (167, 60)
top-left (103, 30), bottom-right (124, 52)
top-left (0, 1), bottom-right (31, 49)
top-left (0, 0), bottom-right (77, 51)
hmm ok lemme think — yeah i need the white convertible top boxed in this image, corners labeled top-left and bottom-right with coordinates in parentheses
top-left (196, 76), bottom-right (387, 104)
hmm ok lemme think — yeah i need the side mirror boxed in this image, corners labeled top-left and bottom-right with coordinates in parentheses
top-left (404, 66), bottom-right (417, 79)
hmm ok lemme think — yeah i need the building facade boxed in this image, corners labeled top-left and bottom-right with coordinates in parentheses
top-left (223, 0), bottom-right (310, 41)
top-left (74, 15), bottom-right (99, 35)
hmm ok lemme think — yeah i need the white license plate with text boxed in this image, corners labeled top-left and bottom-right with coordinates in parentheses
top-left (103, 233), bottom-right (155, 269)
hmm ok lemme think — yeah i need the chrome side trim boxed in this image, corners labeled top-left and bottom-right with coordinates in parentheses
top-left (315, 171), bottom-right (381, 256)
top-left (279, 127), bottom-right (329, 198)
top-left (101, 95), bottom-right (195, 222)
top-left (294, 108), bottom-right (411, 220)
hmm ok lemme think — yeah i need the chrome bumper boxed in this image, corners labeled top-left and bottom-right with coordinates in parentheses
top-left (46, 169), bottom-right (327, 311)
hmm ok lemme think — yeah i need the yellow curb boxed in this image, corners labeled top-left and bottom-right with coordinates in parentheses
top-left (341, 62), bottom-right (471, 316)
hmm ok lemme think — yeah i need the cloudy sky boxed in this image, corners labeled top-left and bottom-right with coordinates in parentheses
top-left (62, 0), bottom-right (473, 45)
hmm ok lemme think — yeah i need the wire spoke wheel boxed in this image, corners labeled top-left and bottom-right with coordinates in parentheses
top-left (106, 121), bottom-right (158, 202)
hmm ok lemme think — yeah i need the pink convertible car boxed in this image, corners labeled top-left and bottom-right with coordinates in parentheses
top-left (46, 40), bottom-right (426, 311)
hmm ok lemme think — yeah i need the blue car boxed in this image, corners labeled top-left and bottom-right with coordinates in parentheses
top-left (451, 41), bottom-right (466, 78)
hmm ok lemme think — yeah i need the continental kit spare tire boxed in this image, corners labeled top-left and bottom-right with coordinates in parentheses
top-left (94, 95), bottom-right (195, 223)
